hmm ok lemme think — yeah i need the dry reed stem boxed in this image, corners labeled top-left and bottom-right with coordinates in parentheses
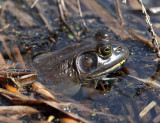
top-left (0, 87), bottom-right (29, 100)
top-left (137, 0), bottom-right (160, 59)
top-left (139, 101), bottom-right (157, 118)
top-left (31, 0), bottom-right (39, 8)
top-left (115, 0), bottom-right (124, 25)
top-left (0, 106), bottom-right (40, 114)
top-left (57, 0), bottom-right (79, 40)
top-left (77, 0), bottom-right (88, 32)
top-left (128, 75), bottom-right (160, 88)
top-left (0, 52), bottom-right (5, 64)
top-left (0, 35), bottom-right (13, 60)
top-left (13, 46), bottom-right (26, 69)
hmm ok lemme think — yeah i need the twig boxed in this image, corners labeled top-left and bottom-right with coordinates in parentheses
top-left (137, 0), bottom-right (160, 61)
top-left (0, 52), bottom-right (5, 64)
top-left (76, 0), bottom-right (88, 33)
top-left (31, 1), bottom-right (54, 33)
top-left (99, 82), bottom-right (106, 92)
top-left (0, 35), bottom-right (13, 60)
top-left (57, 0), bottom-right (79, 40)
top-left (79, 0), bottom-right (131, 39)
top-left (13, 45), bottom-right (26, 69)
top-left (139, 101), bottom-right (157, 118)
top-left (0, 87), bottom-right (29, 100)
top-left (31, 0), bottom-right (39, 8)
top-left (128, 75), bottom-right (160, 88)
top-left (60, 0), bottom-right (68, 19)
top-left (39, 13), bottom-right (54, 33)
top-left (115, 0), bottom-right (124, 25)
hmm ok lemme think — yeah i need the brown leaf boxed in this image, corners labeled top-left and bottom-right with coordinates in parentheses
top-left (0, 106), bottom-right (40, 115)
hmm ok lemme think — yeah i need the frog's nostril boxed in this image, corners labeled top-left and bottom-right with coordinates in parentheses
top-left (116, 46), bottom-right (122, 52)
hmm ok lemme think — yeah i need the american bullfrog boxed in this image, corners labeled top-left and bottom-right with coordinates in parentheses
top-left (33, 32), bottom-right (129, 95)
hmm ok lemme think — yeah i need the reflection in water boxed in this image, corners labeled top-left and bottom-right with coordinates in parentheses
top-left (84, 63), bottom-right (160, 99)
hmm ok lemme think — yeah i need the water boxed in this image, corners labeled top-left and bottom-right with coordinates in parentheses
top-left (0, 0), bottom-right (160, 122)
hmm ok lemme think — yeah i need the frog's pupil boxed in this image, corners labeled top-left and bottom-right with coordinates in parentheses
top-left (104, 48), bottom-right (110, 52)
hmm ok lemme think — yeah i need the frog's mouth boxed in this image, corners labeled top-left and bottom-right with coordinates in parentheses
top-left (85, 58), bottom-right (127, 79)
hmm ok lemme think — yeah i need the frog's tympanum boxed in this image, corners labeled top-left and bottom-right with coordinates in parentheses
top-left (33, 32), bottom-right (129, 95)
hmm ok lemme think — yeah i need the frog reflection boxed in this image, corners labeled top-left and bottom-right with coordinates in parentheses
top-left (33, 32), bottom-right (129, 95)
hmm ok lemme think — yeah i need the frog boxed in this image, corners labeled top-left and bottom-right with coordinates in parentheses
top-left (32, 32), bottom-right (129, 95)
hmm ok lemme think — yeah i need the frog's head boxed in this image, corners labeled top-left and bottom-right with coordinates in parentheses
top-left (75, 32), bottom-right (129, 80)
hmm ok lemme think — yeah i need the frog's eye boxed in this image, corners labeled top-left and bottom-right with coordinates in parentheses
top-left (98, 44), bottom-right (112, 57)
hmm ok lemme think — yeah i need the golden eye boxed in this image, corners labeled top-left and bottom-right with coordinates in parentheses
top-left (98, 44), bottom-right (112, 57)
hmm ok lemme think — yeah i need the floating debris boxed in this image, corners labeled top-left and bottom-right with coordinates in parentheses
top-left (139, 101), bottom-right (157, 118)
top-left (128, 75), bottom-right (160, 88)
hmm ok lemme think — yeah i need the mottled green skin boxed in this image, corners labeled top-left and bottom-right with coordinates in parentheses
top-left (33, 38), bottom-right (129, 95)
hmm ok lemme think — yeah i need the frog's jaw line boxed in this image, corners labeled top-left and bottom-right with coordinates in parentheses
top-left (92, 59), bottom-right (127, 77)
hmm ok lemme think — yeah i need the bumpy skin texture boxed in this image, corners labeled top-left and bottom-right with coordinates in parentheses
top-left (33, 40), bottom-right (93, 95)
top-left (33, 36), bottom-right (129, 95)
